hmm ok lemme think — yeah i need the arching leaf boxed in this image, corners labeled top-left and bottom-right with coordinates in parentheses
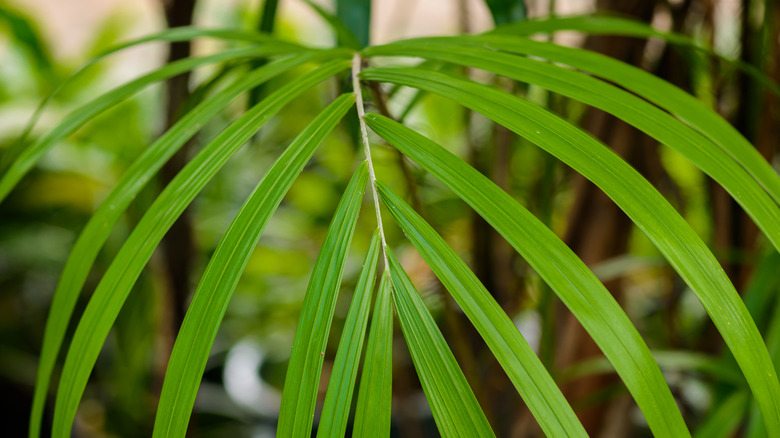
top-left (50, 59), bottom-right (351, 437)
top-left (365, 113), bottom-right (689, 437)
top-left (154, 93), bottom-right (355, 438)
top-left (377, 182), bottom-right (586, 437)
top-left (277, 162), bottom-right (369, 437)
top-left (317, 229), bottom-right (381, 438)
top-left (360, 67), bottom-right (780, 432)
top-left (387, 249), bottom-right (495, 438)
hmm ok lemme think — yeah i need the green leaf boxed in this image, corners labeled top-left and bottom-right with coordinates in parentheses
top-left (153, 93), bottom-right (355, 438)
top-left (336, 0), bottom-right (371, 48)
top-left (489, 14), bottom-right (692, 41)
top-left (558, 351), bottom-right (744, 385)
top-left (277, 162), bottom-right (369, 438)
top-left (0, 3), bottom-right (56, 83)
top-left (303, 0), bottom-right (362, 50)
top-left (11, 27), bottom-right (302, 152)
top-left (466, 33), bottom-right (780, 207)
top-left (362, 39), bottom-right (780, 254)
top-left (258, 0), bottom-right (279, 34)
top-left (745, 256), bottom-right (780, 438)
top-left (485, 13), bottom-right (780, 98)
top-left (483, 0), bottom-right (527, 25)
top-left (49, 58), bottom-right (351, 437)
top-left (692, 392), bottom-right (749, 438)
top-left (387, 249), bottom-right (495, 438)
top-left (0, 46), bottom-right (298, 203)
top-left (376, 182), bottom-right (586, 437)
top-left (353, 274), bottom-right (393, 437)
top-left (28, 50), bottom-right (341, 438)
top-left (364, 113), bottom-right (688, 437)
top-left (317, 229), bottom-right (381, 438)
top-left (360, 67), bottom-right (780, 432)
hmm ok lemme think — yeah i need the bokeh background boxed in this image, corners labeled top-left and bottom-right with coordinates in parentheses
top-left (0, 0), bottom-right (778, 436)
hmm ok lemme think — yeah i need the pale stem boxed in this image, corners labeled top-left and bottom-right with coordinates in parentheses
top-left (351, 53), bottom-right (390, 270)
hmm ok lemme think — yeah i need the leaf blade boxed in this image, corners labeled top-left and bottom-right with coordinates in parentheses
top-left (277, 162), bottom-right (369, 438)
top-left (153, 93), bottom-right (356, 438)
top-left (364, 112), bottom-right (689, 437)
top-left (353, 274), bottom-right (393, 437)
top-left (29, 50), bottom-right (343, 438)
top-left (0, 46), bottom-right (300, 203)
top-left (387, 249), bottom-right (496, 438)
top-left (361, 67), bottom-right (780, 432)
top-left (316, 229), bottom-right (381, 438)
top-left (50, 58), bottom-right (352, 437)
top-left (362, 40), bottom-right (780, 253)
top-left (377, 182), bottom-right (586, 437)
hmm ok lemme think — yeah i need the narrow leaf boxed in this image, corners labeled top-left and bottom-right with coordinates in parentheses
top-left (558, 351), bottom-right (744, 385)
top-left (317, 229), bottom-right (381, 438)
top-left (468, 34), bottom-right (780, 207)
top-left (692, 392), bottom-right (749, 438)
top-left (14, 26), bottom-right (303, 148)
top-left (362, 40), bottom-right (780, 253)
top-left (154, 93), bottom-right (356, 438)
top-left (336, 0), bottom-right (371, 48)
top-left (277, 162), bottom-right (369, 438)
top-left (29, 50), bottom-right (344, 438)
top-left (364, 113), bottom-right (689, 437)
top-left (353, 274), bottom-right (393, 437)
top-left (304, 0), bottom-right (362, 50)
top-left (361, 67), bottom-right (780, 432)
top-left (483, 0), bottom-right (527, 25)
top-left (387, 249), bottom-right (495, 438)
top-left (486, 14), bottom-right (780, 98)
top-left (377, 182), bottom-right (586, 437)
top-left (50, 59), bottom-right (351, 437)
top-left (1, 46), bottom-right (297, 203)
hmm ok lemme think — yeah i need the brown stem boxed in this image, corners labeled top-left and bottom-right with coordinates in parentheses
top-left (155, 0), bottom-right (197, 421)
top-left (159, 0), bottom-right (197, 330)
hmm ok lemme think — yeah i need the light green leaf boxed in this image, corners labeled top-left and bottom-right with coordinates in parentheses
top-left (28, 50), bottom-right (345, 438)
top-left (362, 40), bottom-right (780, 253)
top-left (353, 274), bottom-right (393, 437)
top-left (154, 93), bottom-right (355, 438)
top-left (387, 249), bottom-right (495, 438)
top-left (485, 14), bottom-right (780, 97)
top-left (1, 46), bottom-right (299, 203)
top-left (14, 26), bottom-right (303, 147)
top-left (364, 112), bottom-right (689, 437)
top-left (303, 0), bottom-right (362, 50)
top-left (50, 58), bottom-right (351, 437)
top-left (377, 182), bottom-right (586, 437)
top-left (466, 34), bottom-right (780, 207)
top-left (360, 67), bottom-right (780, 432)
top-left (317, 229), bottom-right (381, 438)
top-left (277, 162), bottom-right (369, 438)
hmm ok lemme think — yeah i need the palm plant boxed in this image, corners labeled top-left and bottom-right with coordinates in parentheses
top-left (4, 0), bottom-right (780, 436)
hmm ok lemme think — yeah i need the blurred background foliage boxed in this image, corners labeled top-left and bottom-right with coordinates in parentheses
top-left (0, 0), bottom-right (778, 436)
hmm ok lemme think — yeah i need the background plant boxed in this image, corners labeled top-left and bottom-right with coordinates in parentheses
top-left (1, 0), bottom-right (779, 437)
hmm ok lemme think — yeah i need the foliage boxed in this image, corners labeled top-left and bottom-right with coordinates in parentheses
top-left (1, 1), bottom-right (780, 437)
